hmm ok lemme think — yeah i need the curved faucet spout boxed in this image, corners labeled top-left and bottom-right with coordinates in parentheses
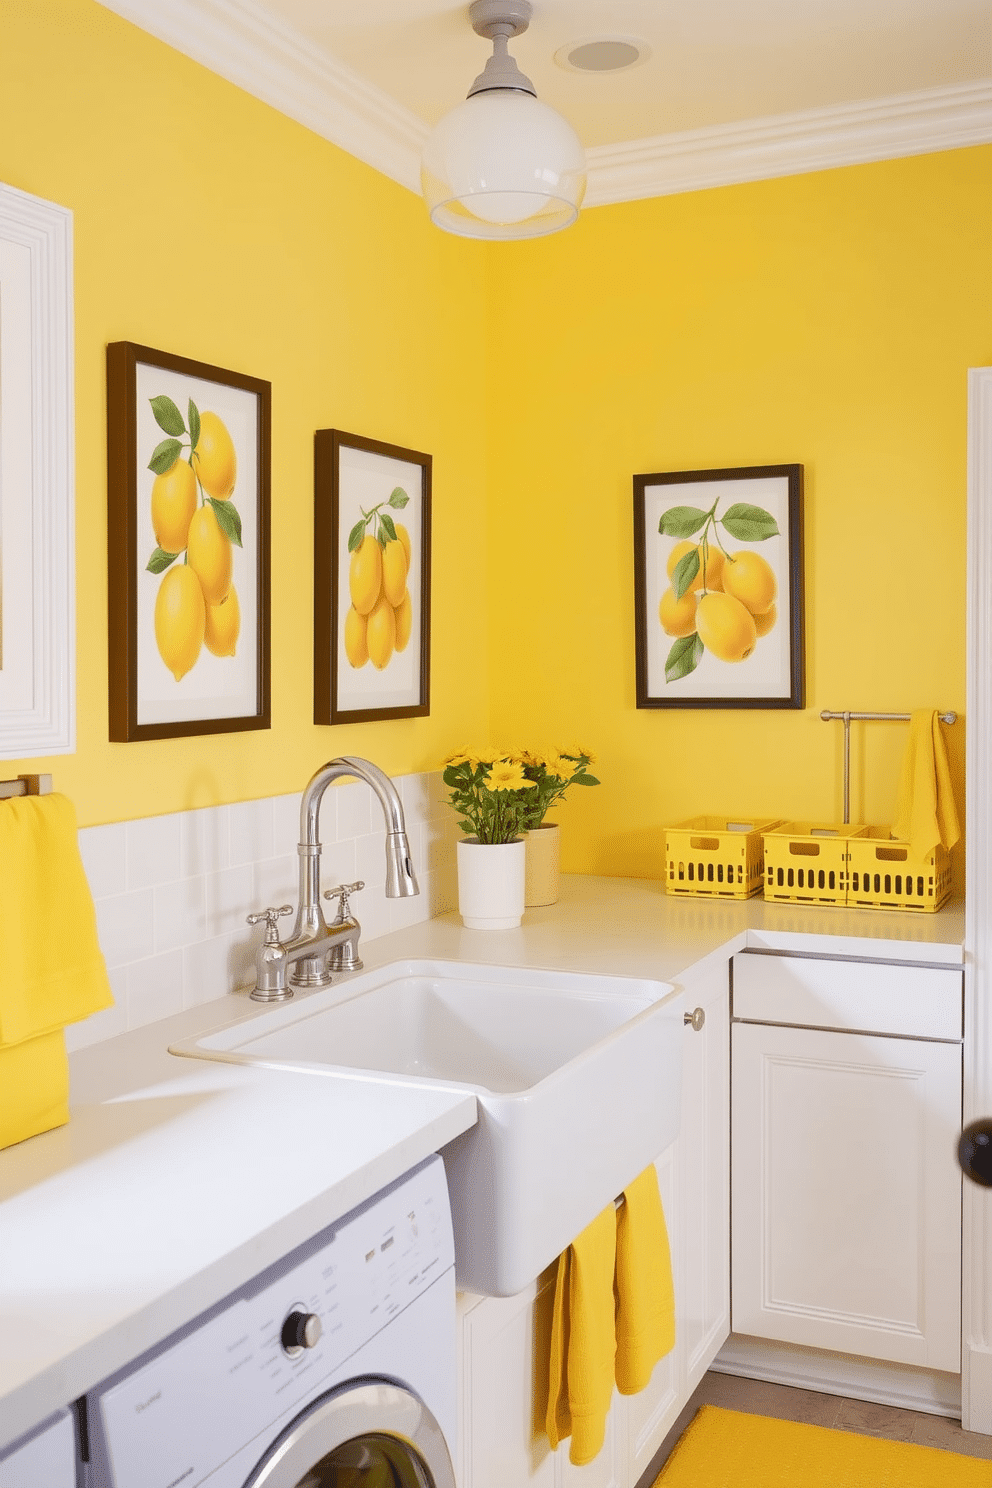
top-left (250, 757), bottom-right (418, 1001)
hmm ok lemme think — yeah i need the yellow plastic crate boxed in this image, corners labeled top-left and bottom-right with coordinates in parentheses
top-left (762, 821), bottom-right (868, 905)
top-left (847, 827), bottom-right (953, 913)
top-left (665, 816), bottom-right (783, 900)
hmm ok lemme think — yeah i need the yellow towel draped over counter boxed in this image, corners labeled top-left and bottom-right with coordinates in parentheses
top-left (0, 793), bottom-right (114, 1148)
top-left (546, 1165), bottom-right (676, 1466)
top-left (892, 710), bottom-right (960, 860)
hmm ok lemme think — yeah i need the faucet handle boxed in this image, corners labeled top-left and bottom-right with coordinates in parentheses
top-left (323, 881), bottom-right (365, 923)
top-left (247, 905), bottom-right (293, 944)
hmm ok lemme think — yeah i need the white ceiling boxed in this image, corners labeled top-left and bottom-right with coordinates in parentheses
top-left (101, 1), bottom-right (992, 206)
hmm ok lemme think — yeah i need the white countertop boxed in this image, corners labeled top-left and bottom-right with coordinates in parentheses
top-left (0, 874), bottom-right (964, 1448)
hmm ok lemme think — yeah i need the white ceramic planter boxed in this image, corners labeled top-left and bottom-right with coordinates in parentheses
top-left (456, 837), bottom-right (526, 930)
top-left (524, 822), bottom-right (560, 908)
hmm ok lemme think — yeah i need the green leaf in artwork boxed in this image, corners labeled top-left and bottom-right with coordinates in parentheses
top-left (720, 503), bottom-right (780, 542)
top-left (348, 518), bottom-right (367, 553)
top-left (671, 546), bottom-right (700, 601)
top-left (188, 399), bottom-right (201, 453)
top-left (665, 633), bottom-right (704, 684)
top-left (146, 547), bottom-right (180, 574)
top-left (148, 437), bottom-right (183, 474)
top-left (389, 487), bottom-right (410, 509)
top-left (379, 512), bottom-right (398, 544)
top-left (658, 504), bottom-right (708, 539)
top-left (208, 497), bottom-right (243, 547)
top-left (149, 395), bottom-right (186, 437)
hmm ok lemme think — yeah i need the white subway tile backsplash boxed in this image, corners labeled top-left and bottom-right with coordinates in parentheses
top-left (252, 855), bottom-right (298, 913)
top-left (154, 876), bottom-right (208, 954)
top-left (229, 797), bottom-right (274, 867)
top-left (126, 813), bottom-right (182, 891)
top-left (206, 863), bottom-right (255, 938)
top-left (65, 967), bottom-right (129, 1052)
top-left (75, 772), bottom-right (455, 1047)
top-left (334, 780), bottom-right (371, 839)
top-left (95, 890), bottom-right (155, 968)
top-left (181, 806), bottom-right (230, 879)
top-left (127, 951), bottom-right (184, 1029)
top-left (78, 822), bottom-right (127, 898)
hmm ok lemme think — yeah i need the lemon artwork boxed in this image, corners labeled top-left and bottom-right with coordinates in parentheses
top-left (343, 490), bottom-right (413, 672)
top-left (145, 393), bottom-right (243, 680)
top-left (657, 496), bottom-right (780, 683)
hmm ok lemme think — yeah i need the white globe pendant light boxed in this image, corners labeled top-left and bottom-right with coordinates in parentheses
top-left (422, 0), bottom-right (586, 240)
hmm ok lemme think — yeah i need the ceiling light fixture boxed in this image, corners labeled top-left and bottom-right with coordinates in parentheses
top-left (421, 0), bottom-right (586, 241)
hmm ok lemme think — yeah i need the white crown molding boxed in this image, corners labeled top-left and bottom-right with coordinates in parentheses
top-left (583, 81), bottom-right (992, 207)
top-left (97, 0), bottom-right (428, 192)
top-left (97, 3), bottom-right (992, 207)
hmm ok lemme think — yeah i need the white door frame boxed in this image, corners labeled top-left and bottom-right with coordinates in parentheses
top-left (964, 365), bottom-right (992, 1433)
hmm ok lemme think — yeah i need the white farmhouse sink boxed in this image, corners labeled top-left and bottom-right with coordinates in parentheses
top-left (172, 959), bottom-right (684, 1296)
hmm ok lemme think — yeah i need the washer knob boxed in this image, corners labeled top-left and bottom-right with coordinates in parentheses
top-left (281, 1309), bottom-right (322, 1354)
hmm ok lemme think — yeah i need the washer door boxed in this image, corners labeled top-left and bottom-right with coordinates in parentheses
top-left (244, 1380), bottom-right (455, 1488)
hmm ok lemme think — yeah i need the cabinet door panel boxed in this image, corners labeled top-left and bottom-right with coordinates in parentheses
top-left (732, 1022), bottom-right (962, 1370)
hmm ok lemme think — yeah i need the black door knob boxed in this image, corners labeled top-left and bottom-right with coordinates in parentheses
top-left (959, 1119), bottom-right (992, 1188)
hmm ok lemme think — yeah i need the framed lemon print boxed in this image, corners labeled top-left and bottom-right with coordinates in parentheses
top-left (107, 342), bottom-right (271, 740)
top-left (633, 464), bottom-right (804, 709)
top-left (314, 429), bottom-right (431, 724)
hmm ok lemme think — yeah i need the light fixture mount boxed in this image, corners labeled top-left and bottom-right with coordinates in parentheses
top-left (467, 0), bottom-right (536, 98)
top-left (420, 0), bottom-right (586, 240)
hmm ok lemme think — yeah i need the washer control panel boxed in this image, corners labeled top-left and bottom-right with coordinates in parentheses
top-left (91, 1156), bottom-right (453, 1488)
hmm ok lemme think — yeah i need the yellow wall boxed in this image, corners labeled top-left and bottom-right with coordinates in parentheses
top-left (0, 0), bottom-right (492, 825)
top-left (487, 149), bottom-right (990, 882)
top-left (2, 1), bottom-right (988, 889)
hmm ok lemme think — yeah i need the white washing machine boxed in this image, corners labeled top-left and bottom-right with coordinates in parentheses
top-left (85, 1154), bottom-right (457, 1488)
top-left (0, 1409), bottom-right (77, 1488)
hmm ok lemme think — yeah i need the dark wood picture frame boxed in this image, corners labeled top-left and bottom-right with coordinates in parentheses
top-left (107, 342), bottom-right (271, 741)
top-left (314, 429), bottom-right (431, 725)
top-left (633, 463), bottom-right (804, 710)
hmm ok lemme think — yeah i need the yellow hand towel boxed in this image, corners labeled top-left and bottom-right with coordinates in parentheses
top-left (892, 710), bottom-right (960, 860)
top-left (0, 793), bottom-right (113, 1048)
top-left (0, 1030), bottom-right (69, 1148)
top-left (546, 1202), bottom-right (617, 1466)
top-left (615, 1165), bottom-right (676, 1395)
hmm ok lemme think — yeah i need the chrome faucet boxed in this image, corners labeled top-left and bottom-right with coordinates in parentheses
top-left (247, 757), bottom-right (419, 1002)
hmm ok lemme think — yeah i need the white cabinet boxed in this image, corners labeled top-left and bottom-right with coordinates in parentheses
top-left (731, 952), bottom-right (963, 1373)
top-left (455, 962), bottom-right (730, 1488)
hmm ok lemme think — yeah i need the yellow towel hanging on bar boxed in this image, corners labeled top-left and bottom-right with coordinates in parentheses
top-left (892, 710), bottom-right (960, 860)
top-left (615, 1165), bottom-right (676, 1395)
top-left (546, 1202), bottom-right (617, 1466)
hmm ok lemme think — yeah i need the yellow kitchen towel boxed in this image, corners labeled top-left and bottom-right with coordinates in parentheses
top-left (0, 793), bottom-right (113, 1048)
top-left (892, 710), bottom-right (960, 860)
top-left (546, 1202), bottom-right (617, 1465)
top-left (615, 1165), bottom-right (676, 1394)
top-left (0, 1029), bottom-right (69, 1147)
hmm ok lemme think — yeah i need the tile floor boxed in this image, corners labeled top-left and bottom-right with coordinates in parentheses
top-left (638, 1369), bottom-right (992, 1485)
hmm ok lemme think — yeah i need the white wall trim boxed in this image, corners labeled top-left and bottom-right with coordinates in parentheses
top-left (0, 182), bottom-right (75, 760)
top-left (964, 366), bottom-right (992, 1435)
top-left (584, 82), bottom-right (992, 207)
top-left (714, 1334), bottom-right (961, 1419)
top-left (98, 3), bottom-right (992, 207)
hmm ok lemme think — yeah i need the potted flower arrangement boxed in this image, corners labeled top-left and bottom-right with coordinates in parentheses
top-left (514, 747), bottom-right (600, 906)
top-left (442, 749), bottom-right (532, 929)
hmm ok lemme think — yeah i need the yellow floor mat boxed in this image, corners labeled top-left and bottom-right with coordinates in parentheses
top-left (654, 1404), bottom-right (992, 1487)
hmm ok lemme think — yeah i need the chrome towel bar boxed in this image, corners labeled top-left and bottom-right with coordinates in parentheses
top-left (820, 710), bottom-right (956, 824)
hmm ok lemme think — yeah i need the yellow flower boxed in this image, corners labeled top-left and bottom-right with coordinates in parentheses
top-left (467, 744), bottom-right (501, 766)
top-left (563, 744), bottom-right (597, 765)
top-left (484, 760), bottom-right (528, 793)
top-left (442, 745), bottom-right (473, 767)
top-left (544, 750), bottom-right (576, 782)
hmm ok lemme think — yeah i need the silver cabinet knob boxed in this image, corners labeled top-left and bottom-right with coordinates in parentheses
top-left (684, 1007), bottom-right (706, 1032)
top-left (281, 1309), bottom-right (322, 1354)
